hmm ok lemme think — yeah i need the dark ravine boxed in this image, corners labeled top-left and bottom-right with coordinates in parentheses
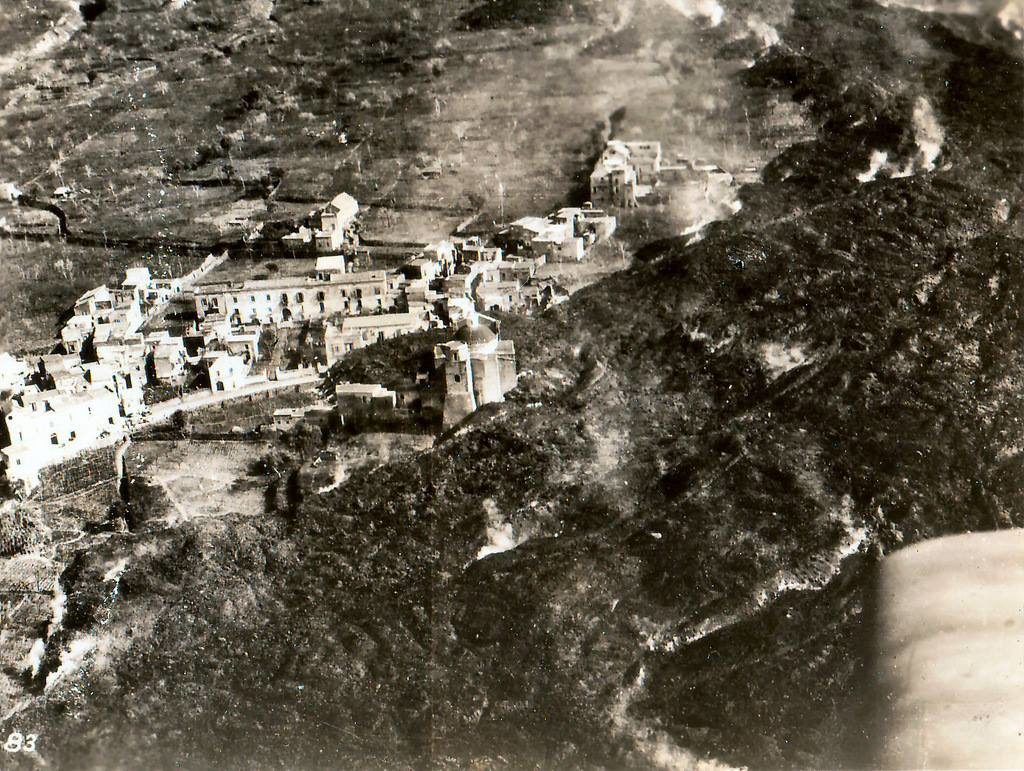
top-left (16, 197), bottom-right (69, 237)
top-left (2, 0), bottom-right (1022, 769)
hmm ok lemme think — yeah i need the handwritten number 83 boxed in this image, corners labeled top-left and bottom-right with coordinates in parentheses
top-left (4, 732), bottom-right (37, 753)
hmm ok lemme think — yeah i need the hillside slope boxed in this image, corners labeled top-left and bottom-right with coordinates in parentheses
top-left (6, 1), bottom-right (1024, 768)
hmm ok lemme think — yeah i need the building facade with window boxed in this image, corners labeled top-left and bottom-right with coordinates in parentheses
top-left (1, 385), bottom-right (123, 487)
top-left (324, 311), bottom-right (432, 367)
top-left (192, 269), bottom-right (396, 325)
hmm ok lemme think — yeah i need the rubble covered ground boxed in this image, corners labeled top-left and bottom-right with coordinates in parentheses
top-left (1, 0), bottom-right (1024, 769)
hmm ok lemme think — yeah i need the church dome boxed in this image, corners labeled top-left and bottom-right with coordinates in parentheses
top-left (455, 323), bottom-right (496, 345)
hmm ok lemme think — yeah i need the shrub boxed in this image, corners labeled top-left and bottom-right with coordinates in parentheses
top-left (0, 503), bottom-right (45, 556)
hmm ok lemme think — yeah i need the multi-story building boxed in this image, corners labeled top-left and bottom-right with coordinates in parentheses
top-left (485, 258), bottom-right (544, 285)
top-left (192, 268), bottom-right (397, 325)
top-left (73, 283), bottom-right (144, 342)
top-left (589, 140), bottom-right (663, 207)
top-left (324, 311), bottom-right (432, 367)
top-left (38, 354), bottom-right (86, 391)
top-left (476, 281), bottom-right (525, 313)
top-left (60, 315), bottom-right (95, 355)
top-left (1, 385), bottom-right (124, 487)
top-left (590, 143), bottom-right (638, 207)
top-left (281, 193), bottom-right (360, 254)
top-left (83, 362), bottom-right (146, 417)
top-left (499, 216), bottom-right (584, 262)
top-left (314, 193), bottom-right (359, 253)
top-left (151, 336), bottom-right (189, 385)
top-left (315, 254), bottom-right (346, 281)
top-left (73, 284), bottom-right (131, 320)
top-left (552, 206), bottom-right (617, 243)
top-left (453, 236), bottom-right (503, 264)
top-left (443, 272), bottom-right (476, 300)
top-left (441, 296), bottom-right (477, 325)
top-left (95, 333), bottom-right (148, 373)
top-left (203, 351), bottom-right (250, 392)
top-left (223, 328), bottom-right (262, 365)
top-left (121, 267), bottom-right (153, 306)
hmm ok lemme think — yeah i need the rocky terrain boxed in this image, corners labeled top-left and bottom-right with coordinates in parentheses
top-left (1, 0), bottom-right (1023, 769)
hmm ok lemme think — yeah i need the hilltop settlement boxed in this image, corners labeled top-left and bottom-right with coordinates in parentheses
top-left (0, 177), bottom-right (635, 492)
top-left (0, 134), bottom-right (747, 494)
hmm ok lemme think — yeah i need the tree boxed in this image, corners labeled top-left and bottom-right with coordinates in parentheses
top-left (0, 502), bottom-right (44, 556)
top-left (171, 410), bottom-right (191, 437)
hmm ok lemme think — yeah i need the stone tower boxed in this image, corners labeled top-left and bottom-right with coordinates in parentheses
top-left (436, 321), bottom-right (517, 430)
top-left (440, 341), bottom-right (476, 429)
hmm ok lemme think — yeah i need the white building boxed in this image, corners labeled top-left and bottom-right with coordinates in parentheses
top-left (147, 277), bottom-right (183, 306)
top-left (324, 311), bottom-right (432, 366)
top-left (74, 284), bottom-right (144, 339)
top-left (0, 353), bottom-right (29, 394)
top-left (421, 240), bottom-right (458, 272)
top-left (74, 285), bottom-right (112, 318)
top-left (204, 351), bottom-right (250, 392)
top-left (223, 328), bottom-right (261, 365)
top-left (501, 216), bottom-right (584, 262)
top-left (84, 362), bottom-right (145, 417)
top-left (121, 267), bottom-right (153, 306)
top-left (442, 272), bottom-right (475, 300)
top-left (2, 385), bottom-right (124, 488)
top-left (60, 314), bottom-right (95, 355)
top-left (314, 193), bottom-right (359, 253)
top-left (453, 236), bottom-right (503, 263)
top-left (95, 333), bottom-right (148, 373)
top-left (553, 206), bottom-right (617, 243)
top-left (315, 254), bottom-right (346, 281)
top-left (38, 353), bottom-right (86, 393)
top-left (476, 281), bottom-right (525, 313)
top-left (403, 277), bottom-right (444, 311)
top-left (441, 296), bottom-right (478, 325)
top-left (334, 383), bottom-right (397, 414)
top-left (193, 268), bottom-right (398, 325)
top-left (152, 337), bottom-right (189, 384)
top-left (589, 139), bottom-right (662, 207)
top-left (190, 317), bottom-right (232, 347)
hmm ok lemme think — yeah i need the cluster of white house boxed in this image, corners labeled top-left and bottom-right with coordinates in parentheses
top-left (318, 204), bottom-right (616, 367)
top-left (188, 200), bottom-right (616, 371)
top-left (0, 190), bottom-right (617, 489)
top-left (0, 261), bottom-right (256, 489)
top-left (1, 351), bottom-right (133, 489)
top-left (589, 139), bottom-right (735, 207)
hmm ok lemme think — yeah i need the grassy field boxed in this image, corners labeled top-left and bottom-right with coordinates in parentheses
top-left (360, 205), bottom-right (468, 245)
top-left (127, 439), bottom-right (274, 524)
